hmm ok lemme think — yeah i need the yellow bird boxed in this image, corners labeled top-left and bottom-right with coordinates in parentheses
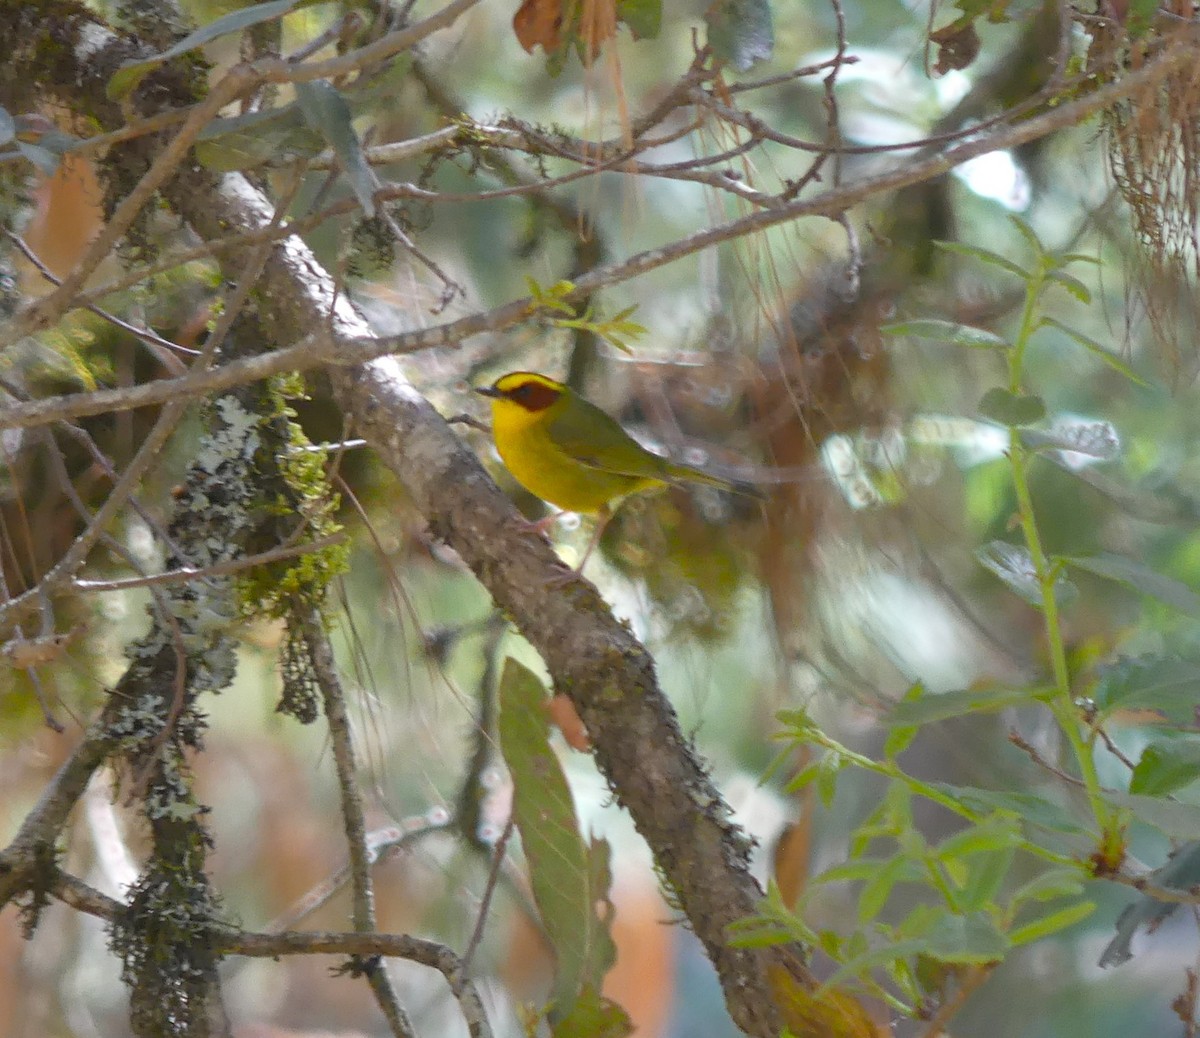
top-left (475, 371), bottom-right (756, 568)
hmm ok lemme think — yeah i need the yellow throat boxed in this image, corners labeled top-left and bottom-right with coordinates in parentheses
top-left (475, 372), bottom-right (672, 514)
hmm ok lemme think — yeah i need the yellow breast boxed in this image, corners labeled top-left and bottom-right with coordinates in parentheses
top-left (491, 399), bottom-right (661, 513)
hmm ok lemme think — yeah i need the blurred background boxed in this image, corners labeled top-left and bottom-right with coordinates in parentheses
top-left (3, 0), bottom-right (1200, 1034)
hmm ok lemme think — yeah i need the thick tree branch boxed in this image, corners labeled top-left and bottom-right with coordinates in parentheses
top-left (160, 146), bottom-right (795, 1038)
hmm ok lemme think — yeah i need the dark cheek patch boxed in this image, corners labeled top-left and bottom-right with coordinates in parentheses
top-left (514, 382), bottom-right (561, 411)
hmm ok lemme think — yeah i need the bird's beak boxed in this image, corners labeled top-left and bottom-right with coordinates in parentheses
top-left (474, 386), bottom-right (501, 399)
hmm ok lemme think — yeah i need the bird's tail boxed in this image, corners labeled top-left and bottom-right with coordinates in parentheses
top-left (663, 460), bottom-right (766, 500)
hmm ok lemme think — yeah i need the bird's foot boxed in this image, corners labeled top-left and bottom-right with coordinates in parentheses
top-left (545, 562), bottom-right (590, 590)
top-left (516, 511), bottom-right (565, 538)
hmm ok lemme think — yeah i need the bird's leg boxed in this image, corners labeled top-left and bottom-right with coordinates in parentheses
top-left (542, 508), bottom-right (612, 588)
top-left (572, 507), bottom-right (612, 573)
top-left (516, 510), bottom-right (566, 537)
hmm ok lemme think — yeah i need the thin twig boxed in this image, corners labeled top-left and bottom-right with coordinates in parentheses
top-left (461, 817), bottom-right (515, 977)
top-left (71, 533), bottom-right (346, 592)
top-left (2, 68), bottom-right (256, 350)
top-left (922, 963), bottom-right (995, 1037)
top-left (7, 232), bottom-right (195, 369)
top-left (231, 931), bottom-right (493, 1038)
top-left (1093, 723), bottom-right (1138, 771)
top-left (262, 818), bottom-right (453, 934)
top-left (47, 867), bottom-right (493, 1038)
top-left (1008, 729), bottom-right (1085, 786)
top-left (303, 607), bottom-right (418, 1038)
top-left (726, 54), bottom-right (861, 93)
top-left (1101, 869), bottom-right (1200, 907)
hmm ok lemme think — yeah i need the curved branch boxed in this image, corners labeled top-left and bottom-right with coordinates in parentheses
top-left (49, 869), bottom-right (492, 1038)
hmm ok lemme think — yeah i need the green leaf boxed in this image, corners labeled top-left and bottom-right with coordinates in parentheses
top-left (777, 707), bottom-right (819, 735)
top-left (884, 722), bottom-right (919, 760)
top-left (889, 684), bottom-right (1045, 726)
top-left (896, 902), bottom-right (947, 939)
top-left (550, 984), bottom-right (633, 1038)
top-left (706, 0), bottom-right (774, 71)
top-left (295, 80), bottom-right (378, 216)
top-left (935, 815), bottom-right (1023, 860)
top-left (884, 684), bottom-right (924, 757)
top-left (785, 760), bottom-right (822, 792)
top-left (814, 754), bottom-right (841, 807)
top-left (888, 955), bottom-right (923, 1004)
top-left (1058, 252), bottom-right (1102, 266)
top-left (933, 784), bottom-right (1088, 835)
top-left (1007, 214), bottom-right (1045, 260)
top-left (582, 837), bottom-right (620, 986)
top-left (923, 911), bottom-right (1010, 962)
top-left (815, 858), bottom-right (896, 885)
top-left (978, 387), bottom-right (1046, 427)
top-left (932, 818), bottom-right (1022, 913)
top-left (1045, 270), bottom-right (1091, 303)
top-left (1010, 867), bottom-right (1086, 905)
top-left (935, 240), bottom-right (1030, 279)
top-left (882, 319), bottom-right (1009, 350)
top-left (1038, 317), bottom-right (1149, 386)
top-left (858, 856), bottom-right (920, 922)
top-left (957, 845), bottom-right (1015, 911)
top-left (1061, 553), bottom-right (1200, 617)
top-left (1009, 901), bottom-right (1095, 945)
top-left (525, 275), bottom-right (579, 315)
top-left (616, 0), bottom-right (662, 38)
top-left (108, 0), bottom-right (302, 100)
top-left (822, 936), bottom-right (930, 990)
top-left (1103, 792), bottom-right (1200, 840)
top-left (1130, 739), bottom-right (1200, 796)
top-left (499, 657), bottom-right (593, 1014)
top-left (1091, 655), bottom-right (1200, 724)
top-left (862, 782), bottom-right (915, 844)
top-left (817, 929), bottom-right (845, 958)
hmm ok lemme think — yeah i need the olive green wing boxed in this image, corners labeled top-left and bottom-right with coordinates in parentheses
top-left (545, 396), bottom-right (672, 481)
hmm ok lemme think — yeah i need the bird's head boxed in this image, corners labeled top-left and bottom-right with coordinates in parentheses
top-left (475, 371), bottom-right (566, 413)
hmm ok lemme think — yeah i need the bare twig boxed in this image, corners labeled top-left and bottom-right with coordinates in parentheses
top-left (7, 233), bottom-right (195, 369)
top-left (303, 607), bottom-right (418, 1038)
top-left (1094, 723), bottom-right (1139, 771)
top-left (71, 533), bottom-right (346, 592)
top-left (47, 868), bottom-right (492, 1038)
top-left (1102, 869), bottom-right (1200, 907)
top-left (1008, 729), bottom-right (1086, 785)
top-left (231, 931), bottom-right (493, 1038)
top-left (263, 818), bottom-right (453, 934)
top-left (461, 817), bottom-right (515, 977)
top-left (922, 964), bottom-right (995, 1037)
